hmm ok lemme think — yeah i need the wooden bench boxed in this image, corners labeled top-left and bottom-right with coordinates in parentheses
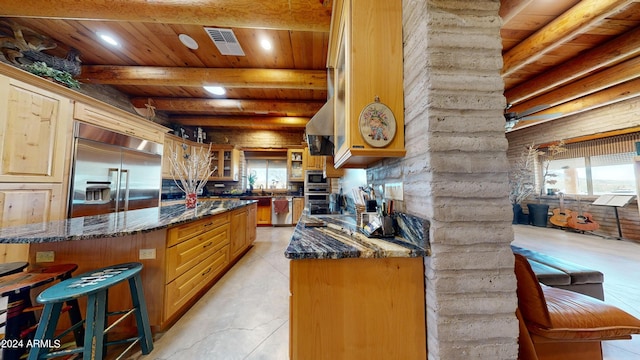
top-left (511, 245), bottom-right (604, 300)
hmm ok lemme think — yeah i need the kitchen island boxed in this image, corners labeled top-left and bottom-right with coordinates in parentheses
top-left (285, 213), bottom-right (429, 360)
top-left (0, 199), bottom-right (257, 332)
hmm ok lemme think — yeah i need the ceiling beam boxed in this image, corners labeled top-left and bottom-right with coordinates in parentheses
top-left (502, 0), bottom-right (635, 77)
top-left (172, 116), bottom-right (309, 129)
top-left (132, 98), bottom-right (323, 116)
top-left (80, 66), bottom-right (327, 90)
top-left (505, 25), bottom-right (640, 105)
top-left (509, 55), bottom-right (640, 115)
top-left (512, 77), bottom-right (640, 130)
top-left (0, 0), bottom-right (332, 32)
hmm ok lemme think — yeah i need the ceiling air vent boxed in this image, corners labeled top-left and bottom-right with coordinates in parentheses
top-left (204, 27), bottom-right (245, 56)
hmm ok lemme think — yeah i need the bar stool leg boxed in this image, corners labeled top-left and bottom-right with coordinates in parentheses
top-left (128, 273), bottom-right (153, 354)
top-left (84, 290), bottom-right (108, 360)
top-left (28, 302), bottom-right (63, 360)
top-left (66, 298), bottom-right (85, 346)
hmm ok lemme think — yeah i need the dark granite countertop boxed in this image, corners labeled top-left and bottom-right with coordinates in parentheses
top-left (0, 199), bottom-right (256, 244)
top-left (285, 213), bottom-right (430, 260)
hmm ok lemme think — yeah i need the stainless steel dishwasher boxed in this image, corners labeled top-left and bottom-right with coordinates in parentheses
top-left (271, 196), bottom-right (293, 226)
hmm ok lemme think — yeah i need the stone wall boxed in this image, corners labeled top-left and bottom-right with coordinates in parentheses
top-left (366, 1), bottom-right (519, 358)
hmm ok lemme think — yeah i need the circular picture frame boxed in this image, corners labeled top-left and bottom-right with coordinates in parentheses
top-left (358, 100), bottom-right (396, 147)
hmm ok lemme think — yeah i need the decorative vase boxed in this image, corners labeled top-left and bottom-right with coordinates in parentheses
top-left (527, 203), bottom-right (549, 227)
top-left (185, 192), bottom-right (197, 209)
top-left (512, 204), bottom-right (522, 224)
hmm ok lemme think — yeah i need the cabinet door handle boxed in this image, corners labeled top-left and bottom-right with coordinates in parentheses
top-left (202, 267), bottom-right (212, 276)
top-left (203, 222), bottom-right (214, 228)
top-left (203, 241), bottom-right (213, 248)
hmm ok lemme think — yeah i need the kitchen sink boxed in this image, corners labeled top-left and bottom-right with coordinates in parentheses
top-left (240, 196), bottom-right (272, 206)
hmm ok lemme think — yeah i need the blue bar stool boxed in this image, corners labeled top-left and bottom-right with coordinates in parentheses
top-left (27, 262), bottom-right (153, 360)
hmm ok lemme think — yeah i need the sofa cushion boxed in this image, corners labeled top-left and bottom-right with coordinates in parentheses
top-left (514, 254), bottom-right (552, 329)
top-left (530, 285), bottom-right (640, 341)
top-left (526, 259), bottom-right (571, 286)
top-left (511, 245), bottom-right (604, 285)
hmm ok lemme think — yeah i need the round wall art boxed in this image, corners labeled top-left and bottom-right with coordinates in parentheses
top-left (358, 97), bottom-right (396, 147)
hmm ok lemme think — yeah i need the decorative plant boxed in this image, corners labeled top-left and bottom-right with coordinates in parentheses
top-left (248, 170), bottom-right (257, 190)
top-left (22, 61), bottom-right (80, 89)
top-left (509, 142), bottom-right (538, 205)
top-left (536, 140), bottom-right (567, 203)
top-left (168, 142), bottom-right (216, 196)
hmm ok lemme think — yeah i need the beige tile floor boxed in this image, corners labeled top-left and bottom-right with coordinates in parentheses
top-left (131, 224), bottom-right (640, 359)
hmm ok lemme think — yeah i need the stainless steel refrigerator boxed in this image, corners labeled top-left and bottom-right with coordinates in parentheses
top-left (68, 122), bottom-right (163, 218)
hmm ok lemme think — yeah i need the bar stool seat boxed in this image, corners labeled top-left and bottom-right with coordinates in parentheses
top-left (0, 263), bottom-right (81, 360)
top-left (28, 262), bottom-right (153, 360)
top-left (0, 261), bottom-right (28, 277)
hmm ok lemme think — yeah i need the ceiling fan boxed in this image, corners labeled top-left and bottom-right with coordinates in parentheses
top-left (504, 103), bottom-right (560, 131)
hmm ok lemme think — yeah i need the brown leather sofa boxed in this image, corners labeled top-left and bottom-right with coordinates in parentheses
top-left (514, 253), bottom-right (640, 360)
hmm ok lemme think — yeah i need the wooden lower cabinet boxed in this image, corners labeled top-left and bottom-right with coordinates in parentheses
top-left (247, 203), bottom-right (257, 241)
top-left (256, 200), bottom-right (272, 226)
top-left (230, 208), bottom-right (248, 259)
top-left (230, 203), bottom-right (257, 259)
top-left (292, 197), bottom-right (304, 224)
top-left (290, 257), bottom-right (426, 360)
top-left (165, 214), bottom-right (231, 320)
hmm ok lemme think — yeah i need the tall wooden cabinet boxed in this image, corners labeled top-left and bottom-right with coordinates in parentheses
top-left (329, 0), bottom-right (406, 168)
top-left (0, 74), bottom-right (73, 262)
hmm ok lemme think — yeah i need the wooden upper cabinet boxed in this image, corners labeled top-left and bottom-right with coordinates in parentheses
top-left (210, 145), bottom-right (239, 181)
top-left (303, 147), bottom-right (324, 171)
top-left (288, 148), bottom-right (304, 182)
top-left (0, 75), bottom-right (72, 182)
top-left (329, 0), bottom-right (405, 168)
top-left (162, 133), bottom-right (192, 179)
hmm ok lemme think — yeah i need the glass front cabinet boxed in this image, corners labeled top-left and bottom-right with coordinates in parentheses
top-left (329, 0), bottom-right (405, 168)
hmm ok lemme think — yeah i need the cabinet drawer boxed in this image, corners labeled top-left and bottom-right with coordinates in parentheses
top-left (165, 245), bottom-right (230, 319)
top-left (167, 213), bottom-right (230, 247)
top-left (166, 223), bottom-right (230, 282)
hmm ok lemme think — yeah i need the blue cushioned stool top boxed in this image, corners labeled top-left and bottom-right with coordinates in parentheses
top-left (36, 262), bottom-right (143, 304)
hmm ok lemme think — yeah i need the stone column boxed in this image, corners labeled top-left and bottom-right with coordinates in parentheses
top-left (369, 0), bottom-right (519, 358)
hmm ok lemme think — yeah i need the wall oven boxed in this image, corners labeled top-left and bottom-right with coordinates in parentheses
top-left (304, 170), bottom-right (330, 214)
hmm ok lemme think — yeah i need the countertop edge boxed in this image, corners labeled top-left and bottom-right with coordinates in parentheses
top-left (284, 214), bottom-right (428, 260)
top-left (0, 199), bottom-right (257, 244)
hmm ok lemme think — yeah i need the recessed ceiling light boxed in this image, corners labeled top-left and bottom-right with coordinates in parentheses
top-left (204, 86), bottom-right (226, 95)
top-left (97, 32), bottom-right (119, 47)
top-left (260, 38), bottom-right (272, 51)
top-left (178, 34), bottom-right (199, 50)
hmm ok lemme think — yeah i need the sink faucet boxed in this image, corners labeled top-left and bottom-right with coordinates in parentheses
top-left (261, 185), bottom-right (265, 195)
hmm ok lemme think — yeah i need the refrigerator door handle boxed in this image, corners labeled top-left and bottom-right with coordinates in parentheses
top-left (108, 167), bottom-right (121, 212)
top-left (120, 169), bottom-right (130, 212)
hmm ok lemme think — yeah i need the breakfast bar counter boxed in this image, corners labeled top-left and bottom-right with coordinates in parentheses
top-left (0, 199), bottom-right (258, 333)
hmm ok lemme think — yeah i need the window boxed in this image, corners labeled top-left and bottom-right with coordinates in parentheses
top-left (545, 152), bottom-right (635, 195)
top-left (590, 153), bottom-right (636, 194)
top-left (247, 159), bottom-right (288, 190)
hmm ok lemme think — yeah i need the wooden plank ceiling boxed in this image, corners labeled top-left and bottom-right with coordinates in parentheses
top-left (1, 0), bottom-right (640, 133)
